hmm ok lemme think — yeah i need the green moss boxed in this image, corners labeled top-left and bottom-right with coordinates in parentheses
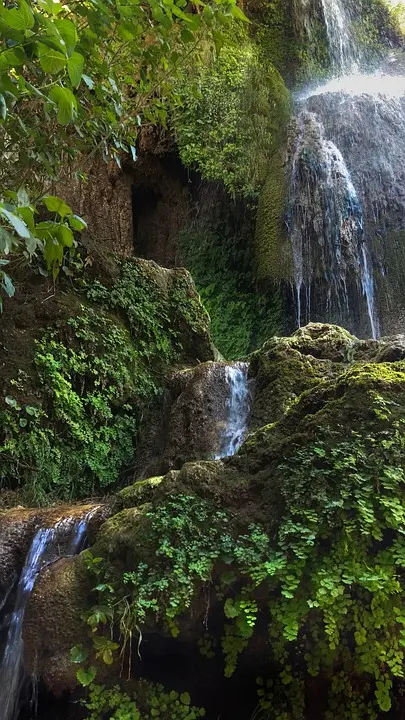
top-left (116, 476), bottom-right (165, 510)
top-left (173, 30), bottom-right (290, 198)
top-left (252, 0), bottom-right (329, 85)
top-left (354, 0), bottom-right (405, 62)
top-left (254, 148), bottom-right (291, 281)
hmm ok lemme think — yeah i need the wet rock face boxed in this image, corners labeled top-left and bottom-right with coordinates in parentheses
top-left (0, 505), bottom-right (105, 592)
top-left (283, 77), bottom-right (405, 337)
top-left (163, 363), bottom-right (235, 470)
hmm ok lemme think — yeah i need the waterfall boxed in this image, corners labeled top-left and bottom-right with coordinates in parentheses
top-left (215, 363), bottom-right (250, 459)
top-left (0, 516), bottom-right (90, 720)
top-left (320, 0), bottom-right (357, 73)
top-left (283, 0), bottom-right (405, 337)
top-left (288, 110), bottom-right (373, 332)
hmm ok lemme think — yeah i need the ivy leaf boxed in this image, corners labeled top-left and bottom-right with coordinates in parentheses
top-left (37, 43), bottom-right (67, 74)
top-left (76, 666), bottom-right (96, 687)
top-left (70, 645), bottom-right (88, 664)
top-left (42, 195), bottom-right (72, 218)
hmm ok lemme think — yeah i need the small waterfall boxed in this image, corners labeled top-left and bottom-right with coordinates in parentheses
top-left (0, 516), bottom-right (91, 720)
top-left (215, 363), bottom-right (250, 459)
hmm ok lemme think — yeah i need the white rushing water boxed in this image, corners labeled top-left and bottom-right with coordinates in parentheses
top-left (320, 0), bottom-right (357, 72)
top-left (0, 516), bottom-right (90, 720)
top-left (215, 363), bottom-right (250, 459)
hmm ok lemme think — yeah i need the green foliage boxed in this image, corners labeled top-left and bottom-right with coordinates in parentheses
top-left (180, 225), bottom-right (283, 358)
top-left (0, 0), bottom-right (245, 285)
top-left (0, 305), bottom-right (156, 501)
top-left (354, 0), bottom-right (405, 61)
top-left (83, 681), bottom-right (205, 720)
top-left (173, 31), bottom-right (290, 198)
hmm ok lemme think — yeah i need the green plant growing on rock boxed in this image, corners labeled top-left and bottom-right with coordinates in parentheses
top-left (68, 334), bottom-right (405, 718)
top-left (173, 30), bottom-right (290, 198)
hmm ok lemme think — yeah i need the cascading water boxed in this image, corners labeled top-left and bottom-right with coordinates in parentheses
top-left (286, 0), bottom-right (405, 337)
top-left (215, 363), bottom-right (250, 459)
top-left (0, 516), bottom-right (91, 720)
top-left (320, 0), bottom-right (357, 72)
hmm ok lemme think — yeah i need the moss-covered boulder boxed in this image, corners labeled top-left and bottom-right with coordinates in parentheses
top-left (0, 257), bottom-right (215, 504)
top-left (22, 324), bottom-right (405, 718)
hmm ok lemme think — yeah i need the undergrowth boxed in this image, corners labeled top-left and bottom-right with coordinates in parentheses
top-left (180, 224), bottom-right (283, 358)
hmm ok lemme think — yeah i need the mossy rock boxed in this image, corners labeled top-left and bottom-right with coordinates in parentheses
top-left (22, 324), bottom-right (405, 715)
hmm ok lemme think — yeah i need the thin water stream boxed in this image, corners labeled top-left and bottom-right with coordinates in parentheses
top-left (0, 516), bottom-right (91, 720)
top-left (215, 363), bottom-right (251, 459)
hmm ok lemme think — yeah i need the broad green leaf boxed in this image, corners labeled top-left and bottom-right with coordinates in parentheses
top-left (18, 206), bottom-right (35, 232)
top-left (0, 208), bottom-right (30, 238)
top-left (172, 4), bottom-right (191, 21)
top-left (70, 645), bottom-right (88, 664)
top-left (49, 85), bottom-right (77, 125)
top-left (231, 5), bottom-right (250, 22)
top-left (0, 73), bottom-right (18, 96)
top-left (57, 224), bottom-right (73, 247)
top-left (54, 18), bottom-right (78, 52)
top-left (37, 0), bottom-right (64, 14)
top-left (67, 52), bottom-right (84, 88)
top-left (37, 43), bottom-right (67, 74)
top-left (68, 214), bottom-right (87, 231)
top-left (0, 47), bottom-right (26, 71)
top-left (76, 666), bottom-right (96, 687)
top-left (34, 220), bottom-right (59, 240)
top-left (43, 235), bottom-right (63, 272)
top-left (1, 1), bottom-right (34, 31)
top-left (42, 195), bottom-right (72, 218)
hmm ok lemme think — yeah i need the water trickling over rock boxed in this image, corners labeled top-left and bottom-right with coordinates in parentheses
top-left (280, 0), bottom-right (405, 337)
top-left (0, 515), bottom-right (91, 720)
top-left (215, 363), bottom-right (250, 459)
